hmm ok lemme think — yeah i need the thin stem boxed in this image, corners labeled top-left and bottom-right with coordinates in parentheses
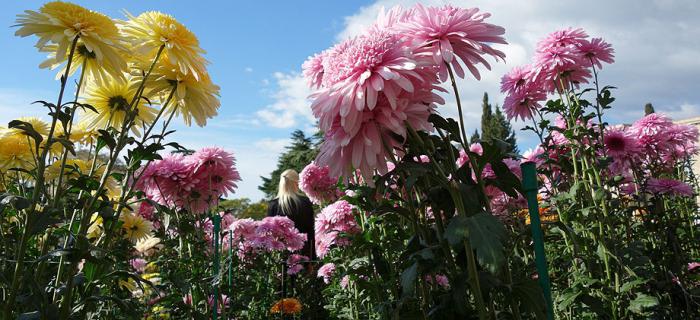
top-left (3, 35), bottom-right (80, 320)
top-left (445, 63), bottom-right (469, 151)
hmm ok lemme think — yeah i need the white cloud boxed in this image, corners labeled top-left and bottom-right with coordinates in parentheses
top-left (244, 67), bottom-right (254, 73)
top-left (255, 72), bottom-right (314, 129)
top-left (255, 138), bottom-right (291, 152)
top-left (337, 0), bottom-right (700, 148)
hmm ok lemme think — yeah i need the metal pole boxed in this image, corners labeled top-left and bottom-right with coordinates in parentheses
top-left (520, 162), bottom-right (554, 320)
top-left (212, 214), bottom-right (222, 320)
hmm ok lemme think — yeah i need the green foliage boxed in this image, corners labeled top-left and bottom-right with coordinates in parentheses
top-left (219, 198), bottom-right (268, 220)
top-left (476, 92), bottom-right (518, 154)
top-left (258, 130), bottom-right (321, 198)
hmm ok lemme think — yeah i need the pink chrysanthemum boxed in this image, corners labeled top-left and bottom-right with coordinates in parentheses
top-left (314, 200), bottom-right (360, 258)
top-left (316, 88), bottom-right (439, 181)
top-left (500, 64), bottom-right (540, 94)
top-left (522, 146), bottom-right (545, 166)
top-left (425, 274), bottom-right (450, 289)
top-left (536, 28), bottom-right (588, 50)
top-left (398, 4), bottom-right (506, 81)
top-left (503, 86), bottom-right (547, 121)
top-left (577, 37), bottom-right (615, 69)
top-left (253, 216), bottom-right (307, 252)
top-left (317, 263), bottom-right (336, 284)
top-left (286, 254), bottom-right (309, 275)
top-left (299, 161), bottom-right (340, 205)
top-left (630, 113), bottom-right (674, 146)
top-left (130, 258), bottom-right (147, 273)
top-left (646, 178), bottom-right (694, 197)
top-left (604, 127), bottom-right (641, 158)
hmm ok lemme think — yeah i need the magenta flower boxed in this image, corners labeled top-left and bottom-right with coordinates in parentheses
top-left (317, 263), bottom-right (336, 284)
top-left (398, 4), bottom-right (506, 81)
top-left (578, 37), bottom-right (615, 69)
top-left (522, 146), bottom-right (545, 166)
top-left (130, 258), bottom-right (147, 273)
top-left (604, 127), bottom-right (641, 158)
top-left (299, 161), bottom-right (340, 205)
top-left (503, 86), bottom-right (547, 121)
top-left (500, 64), bottom-right (539, 95)
top-left (536, 28), bottom-right (588, 50)
top-left (646, 178), bottom-right (694, 197)
top-left (425, 274), bottom-right (450, 289)
top-left (253, 216), bottom-right (307, 252)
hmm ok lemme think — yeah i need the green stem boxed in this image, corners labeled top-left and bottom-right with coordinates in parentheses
top-left (3, 35), bottom-right (80, 320)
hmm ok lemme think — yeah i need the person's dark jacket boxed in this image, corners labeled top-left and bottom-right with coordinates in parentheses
top-left (267, 195), bottom-right (315, 259)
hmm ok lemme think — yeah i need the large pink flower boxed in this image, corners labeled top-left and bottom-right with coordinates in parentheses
top-left (314, 200), bottom-right (360, 258)
top-left (502, 86), bottom-right (547, 121)
top-left (398, 4), bottom-right (506, 81)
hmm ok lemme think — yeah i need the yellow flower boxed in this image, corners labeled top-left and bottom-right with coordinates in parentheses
top-left (270, 298), bottom-right (302, 315)
top-left (143, 58), bottom-right (220, 127)
top-left (70, 122), bottom-right (100, 146)
top-left (78, 77), bottom-right (157, 136)
top-left (14, 1), bottom-right (125, 77)
top-left (39, 42), bottom-right (127, 86)
top-left (0, 128), bottom-right (35, 170)
top-left (121, 212), bottom-right (153, 243)
top-left (46, 158), bottom-right (120, 196)
top-left (119, 11), bottom-right (207, 80)
top-left (87, 213), bottom-right (103, 239)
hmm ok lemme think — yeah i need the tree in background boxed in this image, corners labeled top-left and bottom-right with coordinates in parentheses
top-left (474, 92), bottom-right (519, 154)
top-left (645, 102), bottom-right (655, 115)
top-left (259, 129), bottom-right (321, 198)
top-left (219, 198), bottom-right (268, 220)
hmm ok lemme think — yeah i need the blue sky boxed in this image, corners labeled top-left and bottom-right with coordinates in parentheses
top-left (1, 0), bottom-right (699, 200)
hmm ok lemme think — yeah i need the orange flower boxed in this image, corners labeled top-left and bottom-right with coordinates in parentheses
top-left (270, 298), bottom-right (302, 315)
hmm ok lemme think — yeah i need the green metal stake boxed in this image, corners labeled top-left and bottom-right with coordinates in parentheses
top-left (521, 162), bottom-right (554, 320)
top-left (228, 232), bottom-right (233, 289)
top-left (212, 214), bottom-right (222, 320)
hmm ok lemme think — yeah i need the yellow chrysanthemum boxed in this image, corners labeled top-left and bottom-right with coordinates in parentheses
top-left (0, 128), bottom-right (35, 170)
top-left (69, 122), bottom-right (100, 146)
top-left (142, 58), bottom-right (220, 127)
top-left (86, 213), bottom-right (103, 239)
top-left (79, 77), bottom-right (157, 136)
top-left (46, 158), bottom-right (120, 196)
top-left (270, 298), bottom-right (303, 315)
top-left (8, 117), bottom-right (64, 156)
top-left (39, 42), bottom-right (126, 86)
top-left (14, 1), bottom-right (126, 78)
top-left (119, 11), bottom-right (208, 80)
top-left (121, 212), bottom-right (153, 243)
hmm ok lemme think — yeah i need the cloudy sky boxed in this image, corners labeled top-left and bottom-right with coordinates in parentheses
top-left (1, 0), bottom-right (698, 200)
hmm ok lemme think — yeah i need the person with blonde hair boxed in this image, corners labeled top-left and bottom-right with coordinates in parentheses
top-left (267, 169), bottom-right (315, 259)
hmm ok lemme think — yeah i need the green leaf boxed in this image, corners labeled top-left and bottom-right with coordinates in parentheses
top-left (445, 212), bottom-right (507, 273)
top-left (628, 293), bottom-right (658, 314)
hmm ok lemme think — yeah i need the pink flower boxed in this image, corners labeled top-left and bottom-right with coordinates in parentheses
top-left (287, 254), bottom-right (309, 275)
top-left (315, 88), bottom-right (439, 181)
top-left (631, 113), bottom-right (674, 146)
top-left (299, 161), bottom-right (340, 205)
top-left (130, 258), bottom-right (147, 273)
top-left (398, 4), bottom-right (506, 81)
top-left (314, 200), bottom-right (360, 258)
top-left (253, 216), bottom-right (308, 252)
top-left (536, 28), bottom-right (588, 50)
top-left (533, 28), bottom-right (592, 92)
top-left (604, 127), bottom-right (641, 158)
top-left (577, 37), bottom-right (615, 69)
top-left (503, 86), bottom-right (547, 121)
top-left (646, 178), bottom-right (694, 197)
top-left (317, 263), bottom-right (336, 284)
top-left (425, 274), bottom-right (450, 289)
top-left (182, 294), bottom-right (193, 306)
top-left (413, 155), bottom-right (430, 163)
top-left (500, 64), bottom-right (540, 95)
top-left (688, 262), bottom-right (700, 272)
top-left (522, 146), bottom-right (545, 166)
top-left (340, 275), bottom-right (350, 289)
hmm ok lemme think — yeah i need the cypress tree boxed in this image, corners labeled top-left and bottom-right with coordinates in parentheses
top-left (478, 92), bottom-right (519, 154)
top-left (644, 103), bottom-right (655, 115)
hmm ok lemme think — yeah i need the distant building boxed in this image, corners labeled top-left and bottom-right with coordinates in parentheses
top-left (675, 116), bottom-right (700, 177)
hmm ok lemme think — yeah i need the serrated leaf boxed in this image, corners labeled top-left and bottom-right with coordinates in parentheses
top-left (628, 293), bottom-right (658, 314)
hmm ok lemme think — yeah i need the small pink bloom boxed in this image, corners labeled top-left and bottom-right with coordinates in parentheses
top-left (317, 263), bottom-right (336, 284)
